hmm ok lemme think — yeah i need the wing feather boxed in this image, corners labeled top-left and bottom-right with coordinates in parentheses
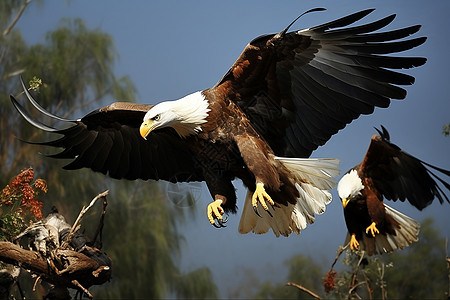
top-left (212, 9), bottom-right (426, 157)
top-left (360, 127), bottom-right (450, 210)
top-left (10, 91), bottom-right (203, 183)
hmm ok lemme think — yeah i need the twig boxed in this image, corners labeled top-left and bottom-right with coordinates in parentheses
top-left (361, 265), bottom-right (373, 300)
top-left (377, 261), bottom-right (386, 300)
top-left (446, 237), bottom-right (449, 299)
top-left (286, 282), bottom-right (322, 300)
top-left (71, 279), bottom-right (93, 299)
top-left (91, 195), bottom-right (108, 249)
top-left (348, 281), bottom-right (366, 299)
top-left (61, 190), bottom-right (109, 249)
top-left (32, 275), bottom-right (41, 291)
top-left (3, 0), bottom-right (32, 36)
top-left (330, 243), bottom-right (349, 270)
top-left (348, 250), bottom-right (366, 300)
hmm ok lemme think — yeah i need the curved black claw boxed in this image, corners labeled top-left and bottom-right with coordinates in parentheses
top-left (253, 206), bottom-right (273, 217)
top-left (253, 206), bottom-right (262, 218)
top-left (222, 213), bottom-right (229, 223)
top-left (212, 214), bottom-right (228, 228)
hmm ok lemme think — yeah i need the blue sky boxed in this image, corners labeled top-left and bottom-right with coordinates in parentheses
top-left (15, 0), bottom-right (449, 297)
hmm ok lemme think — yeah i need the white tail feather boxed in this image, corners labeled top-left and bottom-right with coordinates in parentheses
top-left (344, 203), bottom-right (420, 255)
top-left (239, 157), bottom-right (340, 237)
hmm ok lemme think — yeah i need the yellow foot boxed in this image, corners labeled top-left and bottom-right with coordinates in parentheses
top-left (252, 183), bottom-right (275, 217)
top-left (207, 199), bottom-right (227, 228)
top-left (349, 234), bottom-right (359, 250)
top-left (366, 222), bottom-right (379, 237)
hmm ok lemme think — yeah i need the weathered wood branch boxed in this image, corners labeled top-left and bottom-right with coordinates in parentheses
top-left (0, 242), bottom-right (110, 290)
top-left (0, 191), bottom-right (112, 298)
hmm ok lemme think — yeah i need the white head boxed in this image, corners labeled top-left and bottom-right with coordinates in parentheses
top-left (140, 91), bottom-right (210, 139)
top-left (337, 169), bottom-right (364, 208)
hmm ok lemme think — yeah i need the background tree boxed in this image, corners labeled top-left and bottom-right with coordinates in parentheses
top-left (231, 255), bottom-right (325, 299)
top-left (237, 218), bottom-right (448, 299)
top-left (443, 124), bottom-right (450, 136)
top-left (0, 1), bottom-right (217, 298)
top-left (382, 218), bottom-right (448, 299)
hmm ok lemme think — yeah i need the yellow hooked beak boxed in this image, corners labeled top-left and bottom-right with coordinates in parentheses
top-left (140, 120), bottom-right (156, 140)
top-left (342, 198), bottom-right (350, 209)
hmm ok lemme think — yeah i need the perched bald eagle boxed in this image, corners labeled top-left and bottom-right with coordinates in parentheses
top-left (337, 126), bottom-right (450, 255)
top-left (12, 9), bottom-right (427, 237)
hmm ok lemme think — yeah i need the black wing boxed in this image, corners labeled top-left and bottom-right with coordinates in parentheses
top-left (360, 126), bottom-right (450, 210)
top-left (212, 9), bottom-right (426, 157)
top-left (11, 79), bottom-right (203, 183)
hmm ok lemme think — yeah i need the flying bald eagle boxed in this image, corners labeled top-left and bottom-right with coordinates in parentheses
top-left (11, 9), bottom-right (427, 237)
top-left (337, 126), bottom-right (450, 255)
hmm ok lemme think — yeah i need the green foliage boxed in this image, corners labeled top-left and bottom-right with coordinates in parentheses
top-left (0, 211), bottom-right (26, 242)
top-left (382, 218), bottom-right (448, 299)
top-left (0, 0), bottom-right (28, 30)
top-left (242, 218), bottom-right (448, 300)
top-left (174, 267), bottom-right (219, 299)
top-left (236, 255), bottom-right (325, 299)
top-left (91, 181), bottom-right (218, 298)
top-left (93, 181), bottom-right (182, 298)
top-left (443, 123), bottom-right (450, 136)
top-left (327, 218), bottom-right (448, 299)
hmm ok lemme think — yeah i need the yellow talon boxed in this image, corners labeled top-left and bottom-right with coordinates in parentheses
top-left (207, 199), bottom-right (224, 225)
top-left (366, 222), bottom-right (379, 237)
top-left (252, 183), bottom-right (275, 216)
top-left (349, 234), bottom-right (359, 250)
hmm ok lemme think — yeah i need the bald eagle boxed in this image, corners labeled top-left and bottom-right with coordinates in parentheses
top-left (337, 126), bottom-right (450, 255)
top-left (12, 9), bottom-right (427, 237)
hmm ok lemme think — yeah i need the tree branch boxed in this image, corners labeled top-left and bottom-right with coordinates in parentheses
top-left (61, 190), bottom-right (109, 249)
top-left (330, 243), bottom-right (349, 270)
top-left (286, 282), bottom-right (322, 300)
top-left (0, 190), bottom-right (112, 298)
top-left (3, 0), bottom-right (32, 36)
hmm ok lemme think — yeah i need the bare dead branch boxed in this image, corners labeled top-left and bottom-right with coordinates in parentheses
top-left (0, 241), bottom-right (111, 297)
top-left (3, 0), bottom-right (32, 36)
top-left (360, 266), bottom-right (373, 300)
top-left (377, 261), bottom-right (386, 300)
top-left (348, 281), bottom-right (366, 299)
top-left (330, 243), bottom-right (349, 270)
top-left (348, 250), bottom-right (366, 300)
top-left (71, 279), bottom-right (93, 299)
top-left (32, 275), bottom-right (41, 292)
top-left (91, 195), bottom-right (108, 249)
top-left (286, 282), bottom-right (322, 300)
top-left (61, 190), bottom-right (109, 249)
top-left (0, 190), bottom-right (112, 297)
top-left (446, 237), bottom-right (449, 299)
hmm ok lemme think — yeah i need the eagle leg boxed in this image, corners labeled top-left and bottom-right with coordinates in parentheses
top-left (207, 199), bottom-right (228, 228)
top-left (349, 234), bottom-right (360, 250)
top-left (365, 222), bottom-right (380, 237)
top-left (251, 183), bottom-right (274, 217)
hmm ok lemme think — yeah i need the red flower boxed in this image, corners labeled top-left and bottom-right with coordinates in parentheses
top-left (1, 168), bottom-right (45, 219)
top-left (323, 269), bottom-right (338, 293)
top-left (34, 179), bottom-right (48, 193)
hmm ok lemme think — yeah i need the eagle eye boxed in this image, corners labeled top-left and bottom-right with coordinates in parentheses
top-left (152, 114), bottom-right (161, 121)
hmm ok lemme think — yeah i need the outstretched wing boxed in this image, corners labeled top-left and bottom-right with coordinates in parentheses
top-left (211, 9), bottom-right (427, 158)
top-left (11, 79), bottom-right (203, 183)
top-left (359, 126), bottom-right (450, 210)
